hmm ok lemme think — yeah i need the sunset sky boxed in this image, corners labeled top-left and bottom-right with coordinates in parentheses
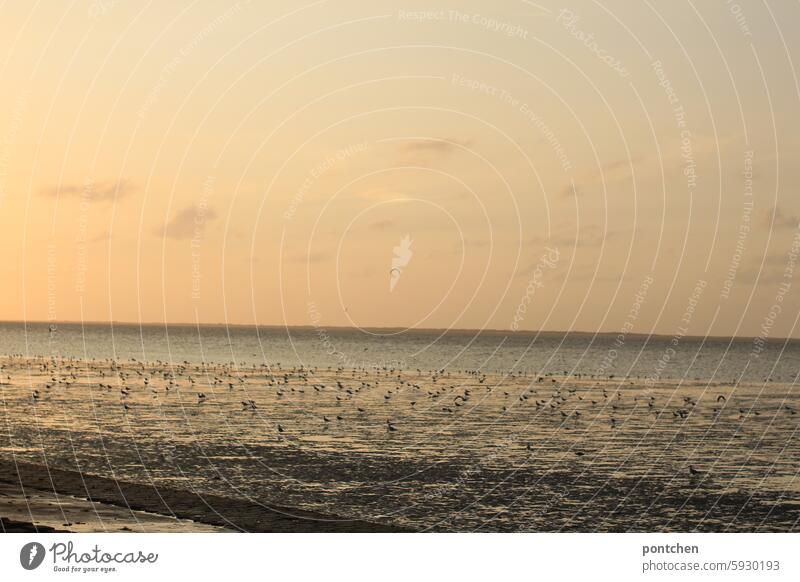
top-left (1, 0), bottom-right (799, 338)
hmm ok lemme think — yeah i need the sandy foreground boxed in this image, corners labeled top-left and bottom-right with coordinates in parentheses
top-left (0, 459), bottom-right (406, 532)
top-left (0, 477), bottom-right (225, 532)
top-left (1, 355), bottom-right (799, 532)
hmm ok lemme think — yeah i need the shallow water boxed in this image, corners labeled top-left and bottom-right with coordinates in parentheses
top-left (1, 346), bottom-right (798, 531)
top-left (3, 321), bottom-right (800, 382)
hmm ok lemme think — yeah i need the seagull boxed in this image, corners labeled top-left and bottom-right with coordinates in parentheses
top-left (689, 465), bottom-right (703, 476)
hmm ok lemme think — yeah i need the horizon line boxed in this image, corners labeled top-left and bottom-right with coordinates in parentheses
top-left (0, 318), bottom-right (796, 344)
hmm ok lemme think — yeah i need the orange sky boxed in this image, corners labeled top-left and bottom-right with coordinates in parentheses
top-left (1, 0), bottom-right (800, 337)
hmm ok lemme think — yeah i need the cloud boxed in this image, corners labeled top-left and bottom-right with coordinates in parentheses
top-left (400, 138), bottom-right (472, 157)
top-left (737, 249), bottom-right (799, 284)
top-left (762, 205), bottom-right (799, 229)
top-left (40, 179), bottom-right (136, 202)
top-left (736, 263), bottom-right (785, 285)
top-left (599, 156), bottom-right (641, 175)
top-left (367, 219), bottom-right (395, 230)
top-left (577, 156), bottom-right (642, 188)
top-left (561, 183), bottom-right (580, 198)
top-left (86, 230), bottom-right (111, 244)
top-left (155, 205), bottom-right (218, 240)
top-left (285, 251), bottom-right (330, 263)
top-left (425, 238), bottom-right (487, 259)
top-left (563, 156), bottom-right (643, 199)
top-left (529, 225), bottom-right (626, 248)
top-left (349, 187), bottom-right (410, 201)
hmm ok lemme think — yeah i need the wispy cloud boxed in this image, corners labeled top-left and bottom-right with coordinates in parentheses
top-left (529, 225), bottom-right (626, 248)
top-left (762, 205), bottom-right (799, 229)
top-left (598, 156), bottom-right (641, 174)
top-left (285, 251), bottom-right (330, 263)
top-left (348, 187), bottom-right (410, 201)
top-left (561, 183), bottom-right (580, 198)
top-left (367, 219), bottom-right (395, 230)
top-left (40, 179), bottom-right (136, 202)
top-left (558, 156), bottom-right (643, 200)
top-left (737, 262), bottom-right (785, 285)
top-left (155, 205), bottom-right (218, 239)
top-left (400, 138), bottom-right (472, 157)
top-left (86, 230), bottom-right (112, 244)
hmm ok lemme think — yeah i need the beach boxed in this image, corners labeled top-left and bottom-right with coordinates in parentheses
top-left (0, 459), bottom-right (403, 533)
top-left (0, 473), bottom-right (221, 533)
top-left (1, 352), bottom-right (798, 532)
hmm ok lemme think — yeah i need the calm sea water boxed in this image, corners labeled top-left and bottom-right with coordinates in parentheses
top-left (1, 321), bottom-right (799, 382)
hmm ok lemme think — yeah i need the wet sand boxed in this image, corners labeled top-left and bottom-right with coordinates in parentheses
top-left (0, 459), bottom-right (407, 532)
top-left (1, 516), bottom-right (65, 533)
top-left (1, 355), bottom-right (799, 531)
top-left (0, 478), bottom-right (226, 533)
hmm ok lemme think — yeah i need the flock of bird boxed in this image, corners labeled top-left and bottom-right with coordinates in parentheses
top-left (2, 354), bottom-right (798, 478)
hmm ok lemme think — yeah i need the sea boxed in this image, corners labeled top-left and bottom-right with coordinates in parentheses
top-left (1, 320), bottom-right (799, 383)
top-left (1, 321), bottom-right (798, 532)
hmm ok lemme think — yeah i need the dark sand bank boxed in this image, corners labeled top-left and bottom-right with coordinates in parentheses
top-left (0, 459), bottom-right (409, 532)
top-left (1, 516), bottom-right (66, 533)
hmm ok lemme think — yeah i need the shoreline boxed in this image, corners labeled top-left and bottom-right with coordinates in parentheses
top-left (0, 459), bottom-right (410, 533)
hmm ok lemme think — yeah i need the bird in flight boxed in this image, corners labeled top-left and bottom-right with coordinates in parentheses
top-left (389, 234), bottom-right (413, 291)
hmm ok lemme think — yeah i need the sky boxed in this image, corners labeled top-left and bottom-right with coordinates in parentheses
top-left (1, 0), bottom-right (800, 338)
